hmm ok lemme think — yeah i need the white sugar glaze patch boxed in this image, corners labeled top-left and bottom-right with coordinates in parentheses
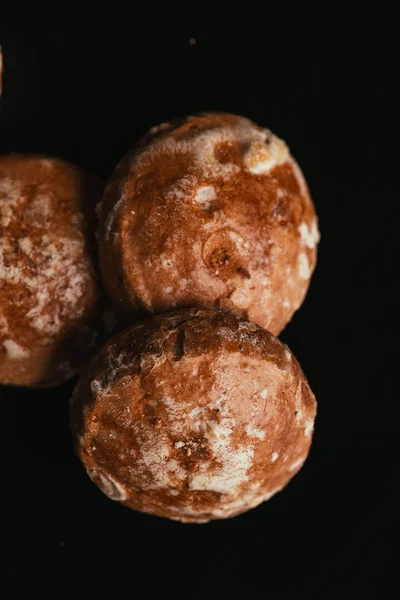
top-left (304, 419), bottom-right (314, 437)
top-left (18, 237), bottom-right (32, 254)
top-left (105, 197), bottom-right (124, 241)
top-left (288, 456), bottom-right (306, 472)
top-left (149, 122), bottom-right (171, 135)
top-left (87, 468), bottom-right (128, 501)
top-left (0, 311), bottom-right (8, 334)
top-left (298, 252), bottom-right (311, 279)
top-left (194, 185), bottom-right (217, 209)
top-left (2, 339), bottom-right (30, 359)
top-left (298, 219), bottom-right (320, 249)
top-left (271, 452), bottom-right (279, 463)
top-left (243, 136), bottom-right (289, 174)
top-left (167, 459), bottom-right (178, 471)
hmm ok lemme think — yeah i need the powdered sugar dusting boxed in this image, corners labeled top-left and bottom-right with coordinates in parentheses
top-left (0, 178), bottom-right (25, 226)
top-left (138, 434), bottom-right (175, 489)
top-left (2, 339), bottom-right (30, 359)
top-left (140, 125), bottom-right (238, 183)
top-left (116, 389), bottom-right (263, 497)
top-left (295, 382), bottom-right (304, 424)
top-left (245, 425), bottom-right (266, 440)
top-left (187, 396), bottom-right (256, 494)
top-left (23, 194), bottom-right (52, 225)
top-left (0, 175), bottom-right (94, 340)
top-left (23, 236), bottom-right (91, 335)
top-left (205, 483), bottom-right (283, 519)
top-left (91, 354), bottom-right (129, 399)
top-left (138, 116), bottom-right (291, 204)
top-left (190, 436), bottom-right (254, 493)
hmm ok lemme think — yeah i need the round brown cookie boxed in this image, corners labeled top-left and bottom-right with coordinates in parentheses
top-left (0, 155), bottom-right (101, 386)
top-left (97, 113), bottom-right (319, 334)
top-left (70, 308), bottom-right (317, 522)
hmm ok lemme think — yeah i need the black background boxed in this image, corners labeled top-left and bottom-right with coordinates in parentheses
top-left (0, 4), bottom-right (398, 597)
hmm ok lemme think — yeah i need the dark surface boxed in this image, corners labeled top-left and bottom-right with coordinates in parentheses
top-left (0, 5), bottom-right (398, 597)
